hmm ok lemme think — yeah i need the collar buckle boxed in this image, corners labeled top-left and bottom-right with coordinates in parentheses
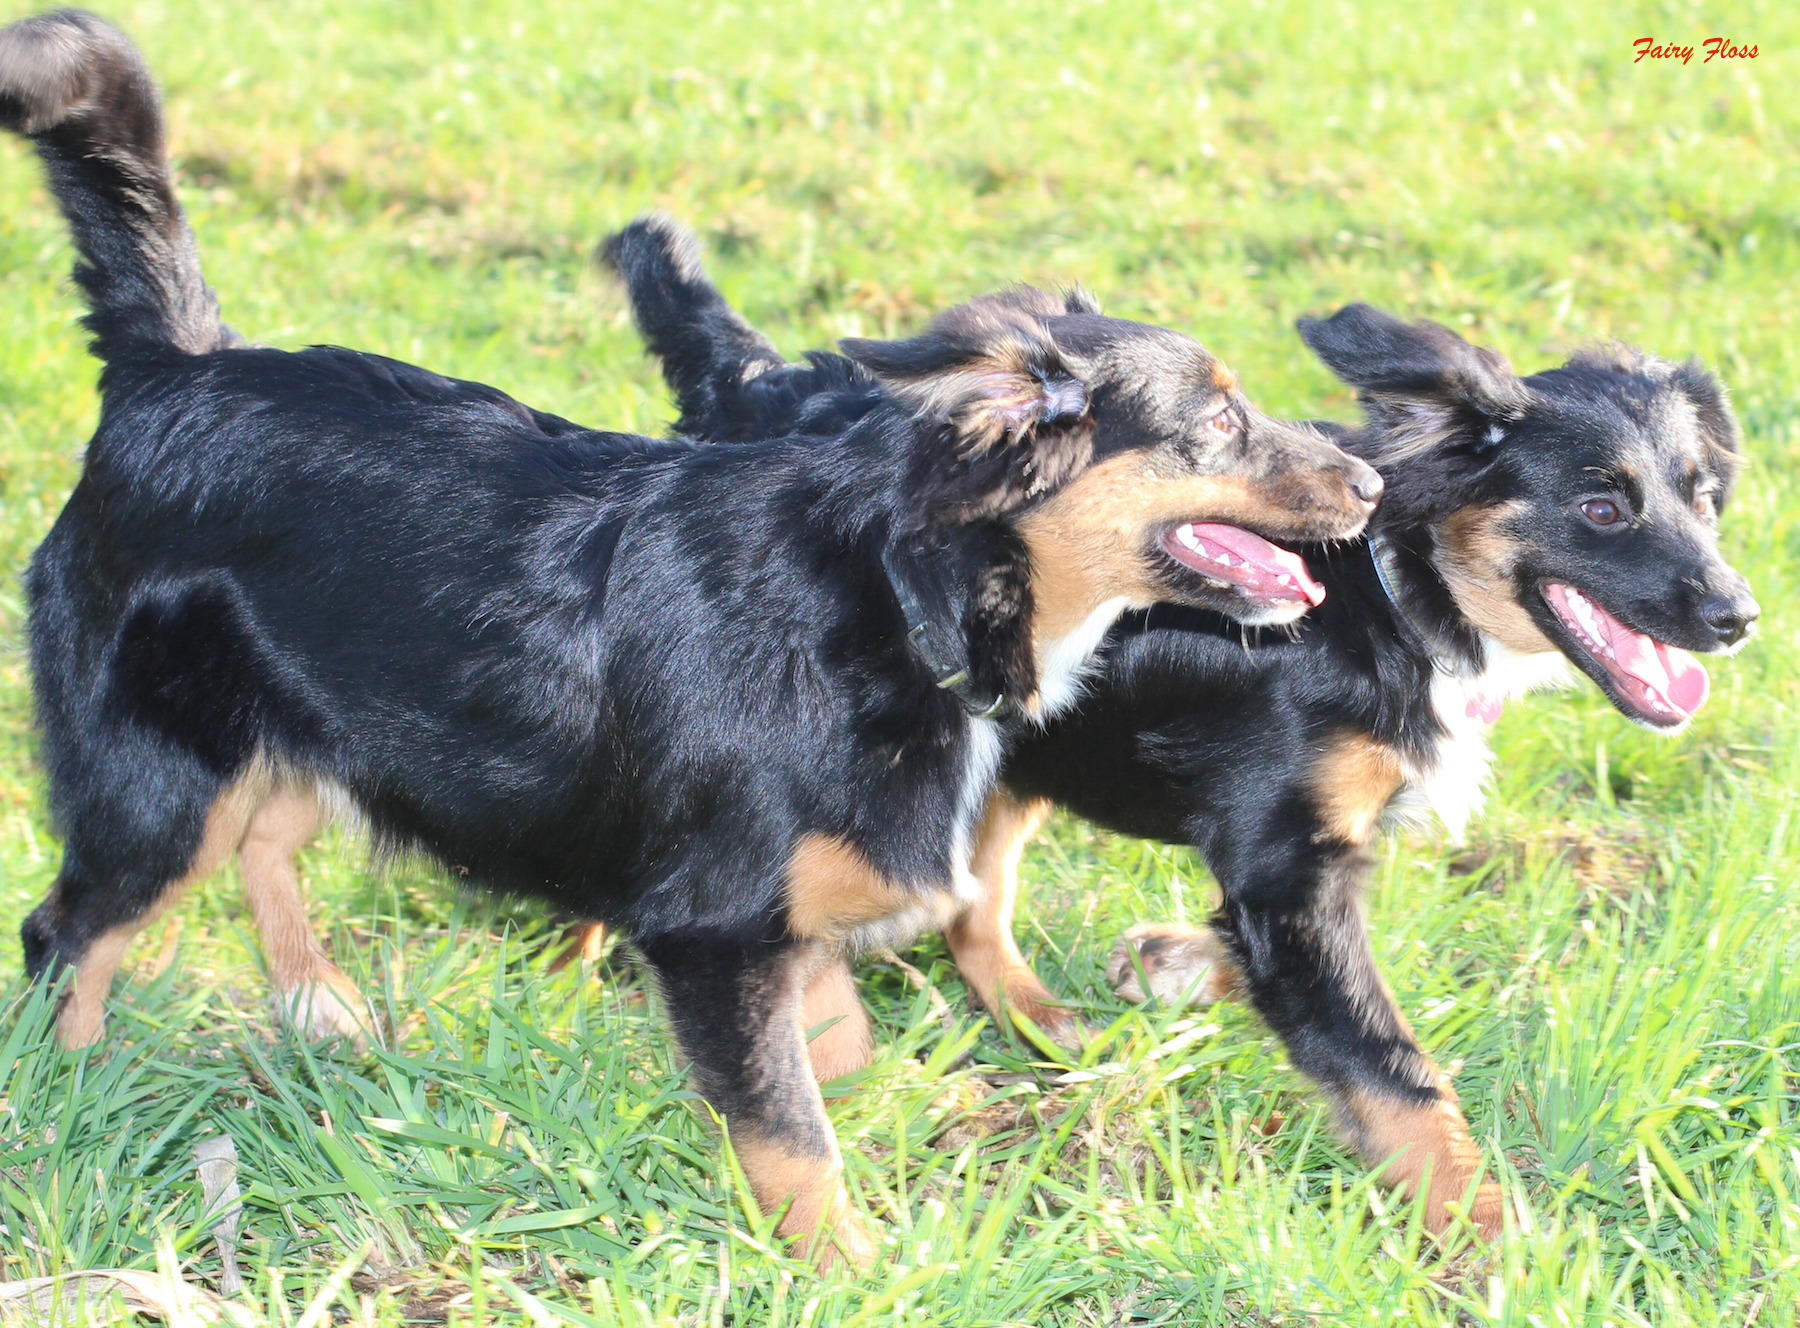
top-left (887, 552), bottom-right (1016, 722)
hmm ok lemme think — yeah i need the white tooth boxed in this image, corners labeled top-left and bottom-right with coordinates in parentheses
top-left (1177, 525), bottom-right (1201, 550)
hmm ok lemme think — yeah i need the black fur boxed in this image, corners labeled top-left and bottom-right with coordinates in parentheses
top-left (621, 254), bottom-right (1761, 1236)
top-left (5, 15), bottom-right (1380, 1261)
top-left (601, 213), bottom-right (886, 444)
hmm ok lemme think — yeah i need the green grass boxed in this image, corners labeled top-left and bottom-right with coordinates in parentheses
top-left (2, 0), bottom-right (1798, 1322)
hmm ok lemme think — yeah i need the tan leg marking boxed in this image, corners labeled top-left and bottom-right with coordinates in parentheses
top-left (801, 958), bottom-right (874, 1085)
top-left (943, 793), bottom-right (1077, 1041)
top-left (1308, 728), bottom-right (1497, 1234)
top-left (547, 921), bottom-right (610, 974)
top-left (785, 834), bottom-right (956, 946)
top-left (730, 943), bottom-right (879, 1270)
top-left (58, 768), bottom-right (271, 1049)
top-left (1435, 500), bottom-right (1557, 655)
top-left (57, 927), bottom-right (141, 1050)
top-left (1106, 923), bottom-right (1241, 1006)
top-left (1311, 732), bottom-right (1405, 844)
top-left (239, 782), bottom-right (372, 1044)
top-left (735, 1132), bottom-right (879, 1271)
top-left (1342, 1068), bottom-right (1503, 1239)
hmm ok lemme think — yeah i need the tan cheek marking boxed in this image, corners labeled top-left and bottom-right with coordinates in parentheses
top-left (1434, 500), bottom-right (1558, 655)
top-left (1015, 453), bottom-right (1289, 653)
top-left (58, 766), bottom-right (272, 1049)
top-left (1341, 1072), bottom-right (1503, 1238)
top-left (1311, 733), bottom-right (1405, 844)
top-left (786, 834), bottom-right (941, 943)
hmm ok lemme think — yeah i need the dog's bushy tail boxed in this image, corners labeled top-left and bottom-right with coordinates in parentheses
top-left (601, 211), bottom-right (882, 442)
top-left (0, 9), bottom-right (230, 362)
top-left (601, 212), bottom-right (785, 430)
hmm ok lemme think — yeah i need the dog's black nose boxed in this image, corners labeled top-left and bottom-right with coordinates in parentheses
top-left (1346, 462), bottom-right (1384, 506)
top-left (1700, 591), bottom-right (1759, 645)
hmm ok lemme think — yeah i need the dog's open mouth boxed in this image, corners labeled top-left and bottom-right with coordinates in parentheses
top-left (1164, 523), bottom-right (1325, 608)
top-left (1543, 582), bottom-right (1708, 726)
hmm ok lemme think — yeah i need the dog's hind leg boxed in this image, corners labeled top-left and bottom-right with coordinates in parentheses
top-left (943, 792), bottom-right (1078, 1044)
top-left (24, 761), bottom-right (269, 1048)
top-left (801, 956), bottom-right (873, 1084)
top-left (237, 782), bottom-right (373, 1045)
top-left (637, 932), bottom-right (880, 1270)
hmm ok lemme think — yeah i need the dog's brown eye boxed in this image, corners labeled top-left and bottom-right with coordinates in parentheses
top-left (1695, 491), bottom-right (1717, 518)
top-left (1580, 498), bottom-right (1622, 526)
top-left (1206, 408), bottom-right (1236, 435)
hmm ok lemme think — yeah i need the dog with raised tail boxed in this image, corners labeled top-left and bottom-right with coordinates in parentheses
top-left (2, 11), bottom-right (1380, 1267)
top-left (607, 219), bottom-right (1759, 1241)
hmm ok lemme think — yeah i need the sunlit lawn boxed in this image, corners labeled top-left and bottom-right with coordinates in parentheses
top-left (2, 1), bottom-right (1797, 1322)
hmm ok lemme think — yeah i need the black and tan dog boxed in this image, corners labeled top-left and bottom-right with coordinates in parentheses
top-left (2, 12), bottom-right (1380, 1266)
top-left (612, 225), bottom-right (1759, 1238)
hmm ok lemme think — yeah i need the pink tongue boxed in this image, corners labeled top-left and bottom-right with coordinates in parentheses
top-left (1187, 523), bottom-right (1327, 606)
top-left (1550, 583), bottom-right (1710, 720)
top-left (1605, 614), bottom-right (1710, 717)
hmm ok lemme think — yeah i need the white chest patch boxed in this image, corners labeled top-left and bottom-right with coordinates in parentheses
top-left (949, 716), bottom-right (1006, 898)
top-left (1034, 596), bottom-right (1132, 720)
top-left (1394, 638), bottom-right (1573, 839)
top-left (843, 715), bottom-right (1003, 956)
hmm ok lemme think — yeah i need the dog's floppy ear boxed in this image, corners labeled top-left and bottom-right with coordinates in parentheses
top-left (843, 290), bottom-right (1093, 519)
top-left (1668, 357), bottom-right (1745, 505)
top-left (1298, 304), bottom-right (1531, 463)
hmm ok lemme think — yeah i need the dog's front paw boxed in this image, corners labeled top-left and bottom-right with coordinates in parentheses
top-left (1106, 923), bottom-right (1238, 1007)
top-left (808, 1209), bottom-right (883, 1273)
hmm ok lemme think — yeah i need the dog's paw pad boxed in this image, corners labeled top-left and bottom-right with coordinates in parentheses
top-left (1106, 923), bottom-right (1234, 1007)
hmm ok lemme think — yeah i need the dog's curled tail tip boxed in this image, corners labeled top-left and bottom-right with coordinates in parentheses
top-left (0, 9), bottom-right (145, 136)
top-left (598, 211), bottom-right (709, 287)
top-left (2, 9), bottom-right (230, 361)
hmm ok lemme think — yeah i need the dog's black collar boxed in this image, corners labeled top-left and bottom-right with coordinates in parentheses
top-left (1367, 530), bottom-right (1457, 677)
top-left (881, 548), bottom-right (1015, 722)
